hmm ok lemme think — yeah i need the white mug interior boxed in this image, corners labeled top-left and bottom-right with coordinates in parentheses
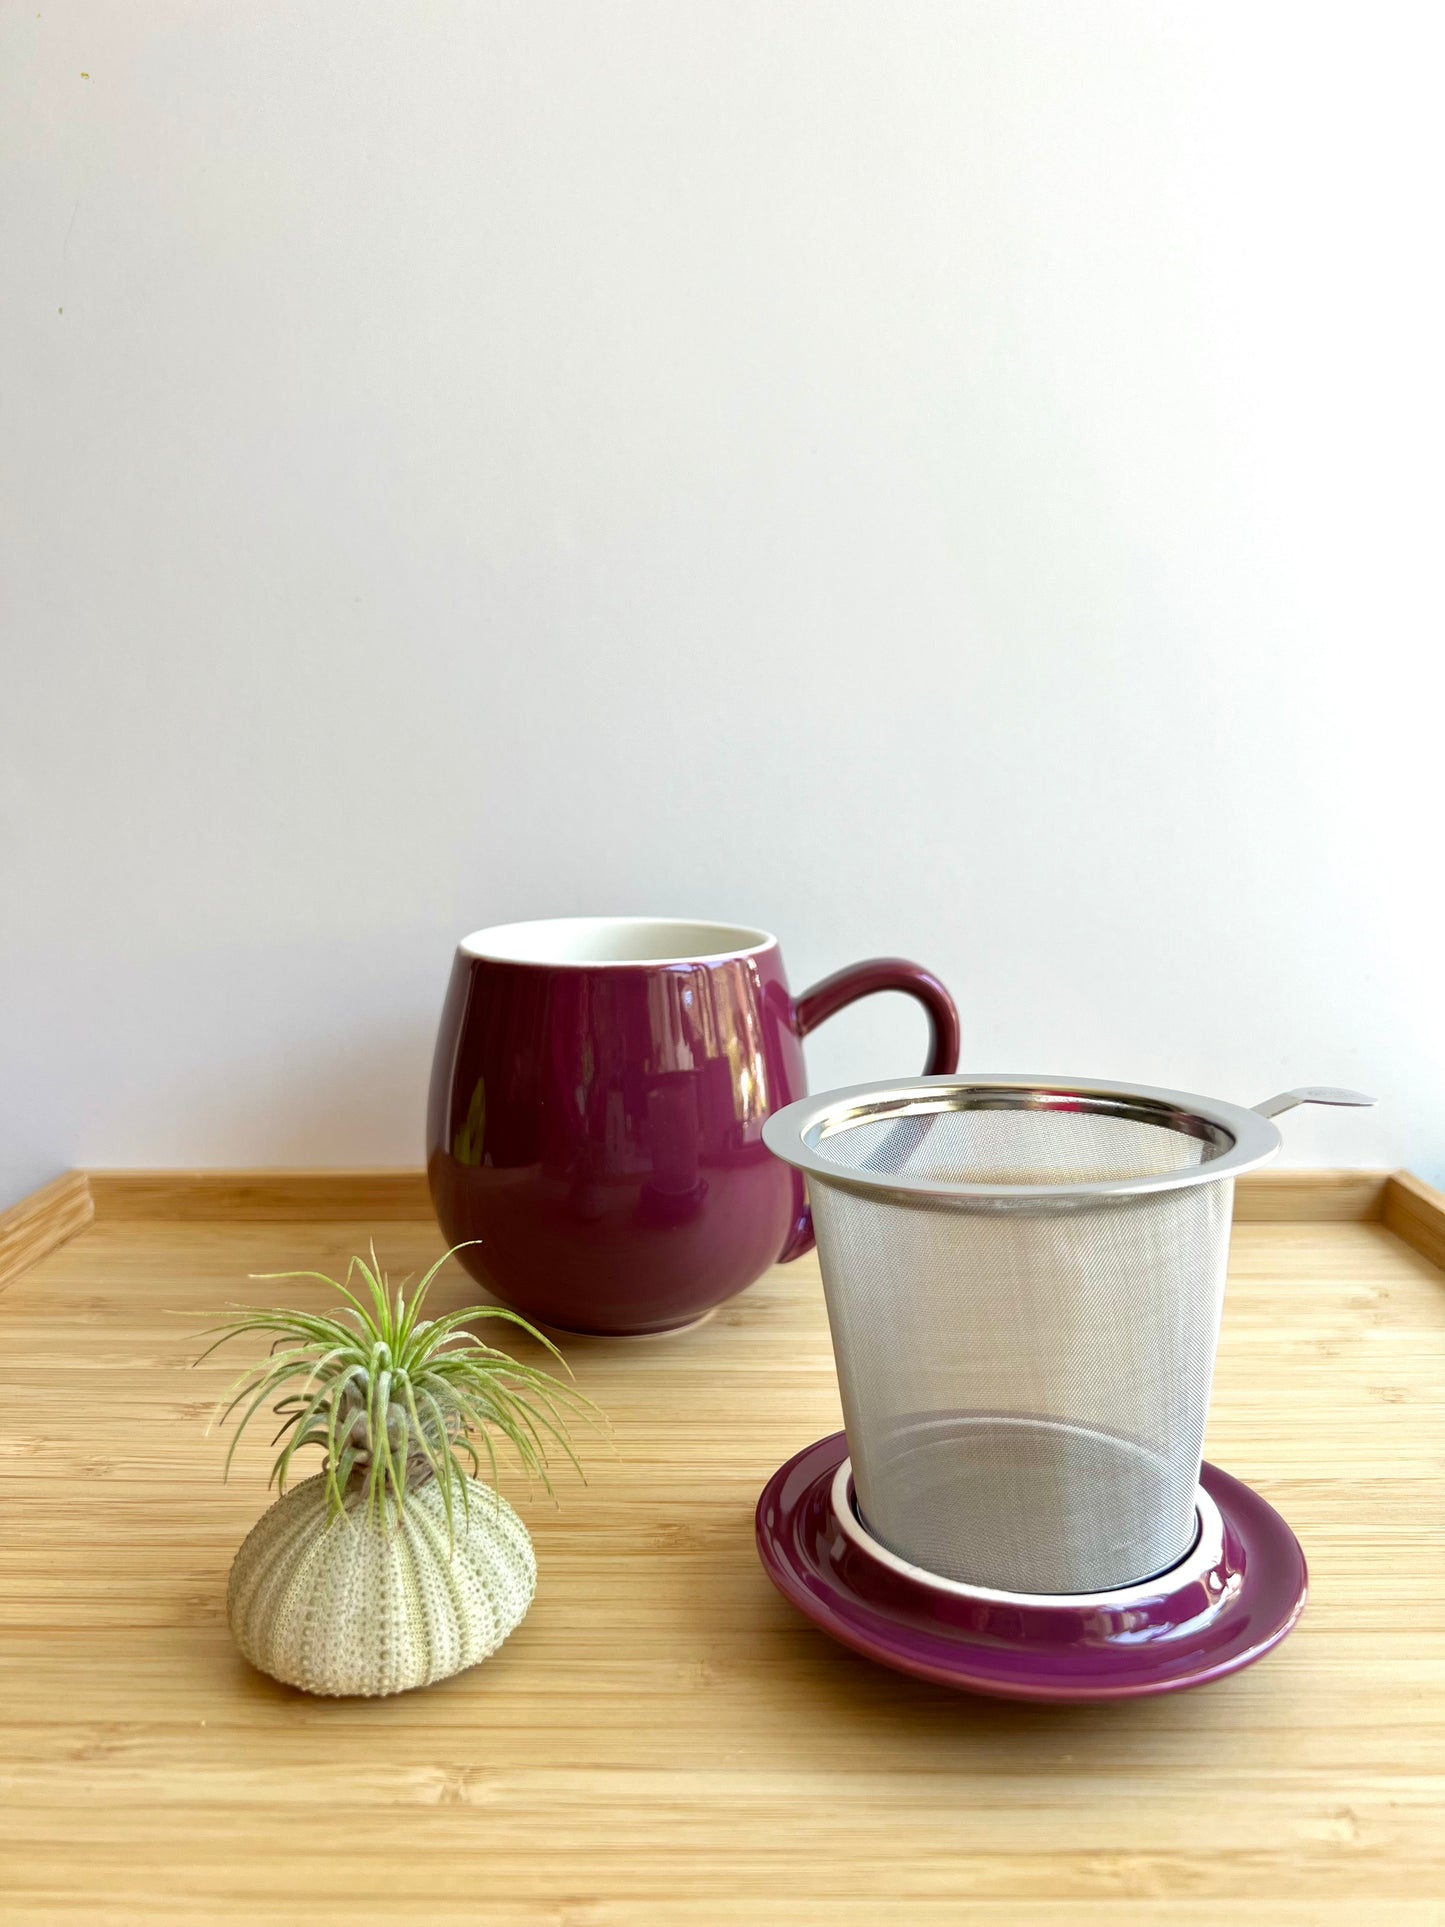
top-left (459, 917), bottom-right (776, 967)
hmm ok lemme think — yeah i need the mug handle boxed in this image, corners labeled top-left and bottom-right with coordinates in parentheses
top-left (776, 957), bottom-right (960, 1263)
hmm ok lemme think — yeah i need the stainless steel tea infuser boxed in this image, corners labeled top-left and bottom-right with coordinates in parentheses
top-left (762, 1078), bottom-right (1374, 1602)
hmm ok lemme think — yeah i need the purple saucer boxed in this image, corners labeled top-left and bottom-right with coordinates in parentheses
top-left (755, 1431), bottom-right (1307, 1702)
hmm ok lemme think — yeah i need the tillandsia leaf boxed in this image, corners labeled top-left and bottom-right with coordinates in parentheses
top-left (472, 1375), bottom-right (565, 1478)
top-left (197, 1242), bottom-right (601, 1530)
top-left (394, 1241), bottom-right (480, 1350)
top-left (250, 1268), bottom-right (381, 1335)
top-left (324, 1391), bottom-right (349, 1515)
top-left (398, 1374), bottom-right (454, 1540)
top-left (272, 1379), bottom-right (341, 1492)
top-left (424, 1302), bottom-right (573, 1369)
top-left (355, 1245), bottom-right (392, 1334)
top-left (201, 1306), bottom-right (367, 1351)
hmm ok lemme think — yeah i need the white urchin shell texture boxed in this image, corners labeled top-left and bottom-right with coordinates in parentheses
top-left (227, 1473), bottom-right (536, 1697)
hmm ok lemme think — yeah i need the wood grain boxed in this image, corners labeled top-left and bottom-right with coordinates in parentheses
top-left (1234, 1168), bottom-right (1387, 1221)
top-left (0, 1171), bottom-right (93, 1294)
top-left (86, 1168), bottom-right (432, 1221)
top-left (1383, 1171), bottom-right (1445, 1272)
top-left (0, 1206), bottom-right (1441, 1923)
top-left (82, 1165), bottom-right (1391, 1223)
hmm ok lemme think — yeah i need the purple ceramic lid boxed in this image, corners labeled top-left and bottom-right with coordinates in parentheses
top-left (756, 1431), bottom-right (1307, 1702)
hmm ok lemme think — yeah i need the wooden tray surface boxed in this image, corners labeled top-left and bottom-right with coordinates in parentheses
top-left (0, 1173), bottom-right (1442, 1924)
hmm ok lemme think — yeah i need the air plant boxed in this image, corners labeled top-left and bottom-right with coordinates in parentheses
top-left (199, 1242), bottom-right (599, 1542)
top-left (198, 1242), bottom-right (602, 1697)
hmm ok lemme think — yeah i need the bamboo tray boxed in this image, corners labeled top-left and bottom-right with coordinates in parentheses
top-left (1, 1167), bottom-right (1443, 1926)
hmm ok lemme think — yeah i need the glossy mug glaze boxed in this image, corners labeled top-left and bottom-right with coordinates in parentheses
top-left (427, 917), bottom-right (959, 1334)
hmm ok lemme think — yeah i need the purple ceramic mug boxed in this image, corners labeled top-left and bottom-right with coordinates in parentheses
top-left (427, 917), bottom-right (959, 1335)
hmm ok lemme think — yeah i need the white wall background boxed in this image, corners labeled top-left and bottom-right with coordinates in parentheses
top-left (3, 2), bottom-right (1442, 1207)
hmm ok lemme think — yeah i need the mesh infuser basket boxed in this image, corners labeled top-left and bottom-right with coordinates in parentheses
top-left (764, 1076), bottom-right (1371, 1595)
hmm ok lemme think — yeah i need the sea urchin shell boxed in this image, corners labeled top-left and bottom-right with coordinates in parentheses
top-left (227, 1472), bottom-right (536, 1696)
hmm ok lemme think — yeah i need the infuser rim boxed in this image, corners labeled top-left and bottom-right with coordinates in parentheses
top-left (761, 1073), bottom-right (1282, 1204)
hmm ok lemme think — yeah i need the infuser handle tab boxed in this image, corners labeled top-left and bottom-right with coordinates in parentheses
top-left (1251, 1087), bottom-right (1378, 1119)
